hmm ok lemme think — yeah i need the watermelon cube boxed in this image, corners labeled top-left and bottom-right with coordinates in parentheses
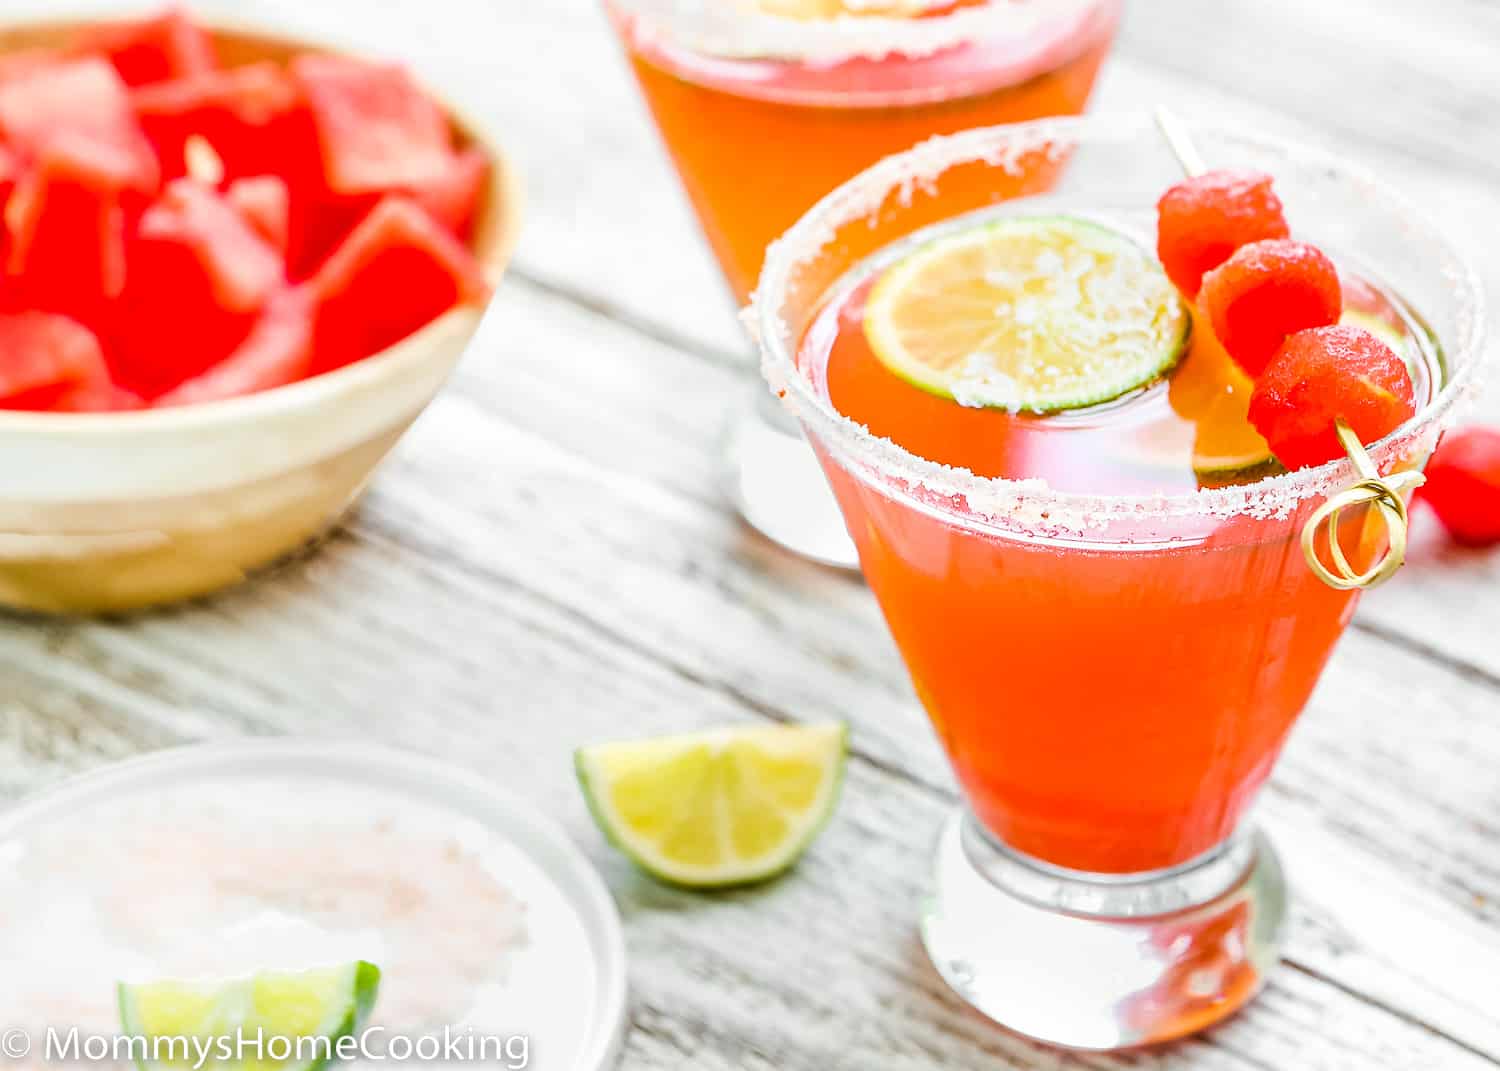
top-left (227, 174), bottom-right (291, 254)
top-left (310, 197), bottom-right (488, 371)
top-left (291, 54), bottom-right (454, 196)
top-left (73, 8), bottom-right (218, 87)
top-left (155, 286), bottom-right (314, 407)
top-left (4, 137), bottom-right (130, 329)
top-left (0, 57), bottom-right (159, 193)
top-left (413, 146), bottom-right (488, 240)
top-left (52, 378), bottom-right (145, 413)
top-left (132, 61), bottom-right (306, 182)
top-left (0, 142), bottom-right (16, 210)
top-left (0, 48), bottom-right (66, 84)
top-left (113, 179), bottom-right (284, 397)
top-left (0, 311), bottom-right (111, 411)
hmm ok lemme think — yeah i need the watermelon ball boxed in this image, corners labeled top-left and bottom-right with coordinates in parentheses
top-left (1248, 324), bottom-right (1417, 470)
top-left (1421, 427), bottom-right (1500, 547)
top-left (1156, 170), bottom-right (1290, 297)
top-left (1199, 239), bottom-right (1343, 376)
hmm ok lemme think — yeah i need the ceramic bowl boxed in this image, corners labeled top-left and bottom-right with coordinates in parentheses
top-left (0, 19), bottom-right (522, 614)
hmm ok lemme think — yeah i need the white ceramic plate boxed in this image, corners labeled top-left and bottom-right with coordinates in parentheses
top-left (0, 741), bottom-right (628, 1071)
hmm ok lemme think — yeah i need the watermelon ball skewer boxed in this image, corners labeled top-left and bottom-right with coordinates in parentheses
top-left (1152, 110), bottom-right (1416, 472)
top-left (1199, 239), bottom-right (1342, 377)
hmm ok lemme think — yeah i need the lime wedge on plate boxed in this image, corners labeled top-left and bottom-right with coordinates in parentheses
top-left (576, 722), bottom-right (848, 888)
top-left (864, 215), bottom-right (1191, 414)
top-left (118, 962), bottom-right (380, 1071)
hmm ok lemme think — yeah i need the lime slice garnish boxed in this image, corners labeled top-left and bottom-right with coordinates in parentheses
top-left (576, 722), bottom-right (848, 888)
top-left (1164, 309), bottom-right (1277, 478)
top-left (863, 215), bottom-right (1191, 414)
top-left (118, 962), bottom-right (381, 1071)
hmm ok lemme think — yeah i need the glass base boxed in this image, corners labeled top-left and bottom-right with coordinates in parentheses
top-left (921, 812), bottom-right (1287, 1051)
top-left (722, 390), bottom-right (860, 570)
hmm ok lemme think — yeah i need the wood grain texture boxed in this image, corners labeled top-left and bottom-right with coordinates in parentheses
top-left (2, 1), bottom-right (1499, 1068)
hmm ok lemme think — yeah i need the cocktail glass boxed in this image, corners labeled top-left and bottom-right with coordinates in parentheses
top-left (605, 0), bottom-right (1122, 566)
top-left (752, 115), bottom-right (1485, 1048)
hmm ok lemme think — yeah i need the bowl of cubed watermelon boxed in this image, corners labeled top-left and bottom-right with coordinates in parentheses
top-left (0, 8), bottom-right (521, 614)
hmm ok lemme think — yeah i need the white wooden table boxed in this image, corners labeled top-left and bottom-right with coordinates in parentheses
top-left (4, 2), bottom-right (1499, 1067)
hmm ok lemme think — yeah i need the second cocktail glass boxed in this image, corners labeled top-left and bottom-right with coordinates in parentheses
top-left (753, 115), bottom-right (1485, 1048)
top-left (606, 0), bottom-right (1121, 565)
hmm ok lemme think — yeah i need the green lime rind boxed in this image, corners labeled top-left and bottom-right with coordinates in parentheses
top-left (864, 215), bottom-right (1192, 415)
top-left (576, 722), bottom-right (849, 890)
top-left (117, 961), bottom-right (381, 1071)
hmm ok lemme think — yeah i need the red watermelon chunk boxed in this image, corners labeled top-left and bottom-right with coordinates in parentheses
top-left (412, 146), bottom-right (487, 239)
top-left (52, 378), bottom-right (145, 413)
top-left (73, 8), bottom-right (218, 87)
top-left (144, 179), bottom-right (284, 310)
top-left (291, 144), bottom-right (489, 280)
top-left (227, 174), bottom-right (290, 253)
top-left (310, 197), bottom-right (488, 372)
top-left (291, 54), bottom-right (453, 196)
top-left (0, 57), bottom-right (159, 193)
top-left (0, 311), bottom-right (110, 410)
top-left (113, 179), bottom-right (284, 397)
top-left (156, 286), bottom-right (314, 407)
top-left (132, 61), bottom-right (306, 182)
top-left (0, 141), bottom-right (16, 210)
top-left (4, 136), bottom-right (130, 329)
top-left (0, 48), bottom-right (66, 84)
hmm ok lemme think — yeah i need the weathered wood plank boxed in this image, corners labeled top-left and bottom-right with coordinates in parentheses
top-left (1118, 0), bottom-right (1500, 184)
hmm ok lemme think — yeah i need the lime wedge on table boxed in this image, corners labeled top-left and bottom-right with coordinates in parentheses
top-left (577, 722), bottom-right (848, 888)
top-left (864, 215), bottom-right (1191, 414)
top-left (118, 962), bottom-right (380, 1071)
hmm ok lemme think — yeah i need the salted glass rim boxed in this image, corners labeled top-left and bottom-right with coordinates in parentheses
top-left (603, 0), bottom-right (1110, 63)
top-left (753, 113), bottom-right (1488, 529)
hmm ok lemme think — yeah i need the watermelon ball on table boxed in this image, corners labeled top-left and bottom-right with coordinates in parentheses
top-left (1421, 428), bottom-right (1500, 548)
top-left (0, 8), bottom-right (517, 615)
